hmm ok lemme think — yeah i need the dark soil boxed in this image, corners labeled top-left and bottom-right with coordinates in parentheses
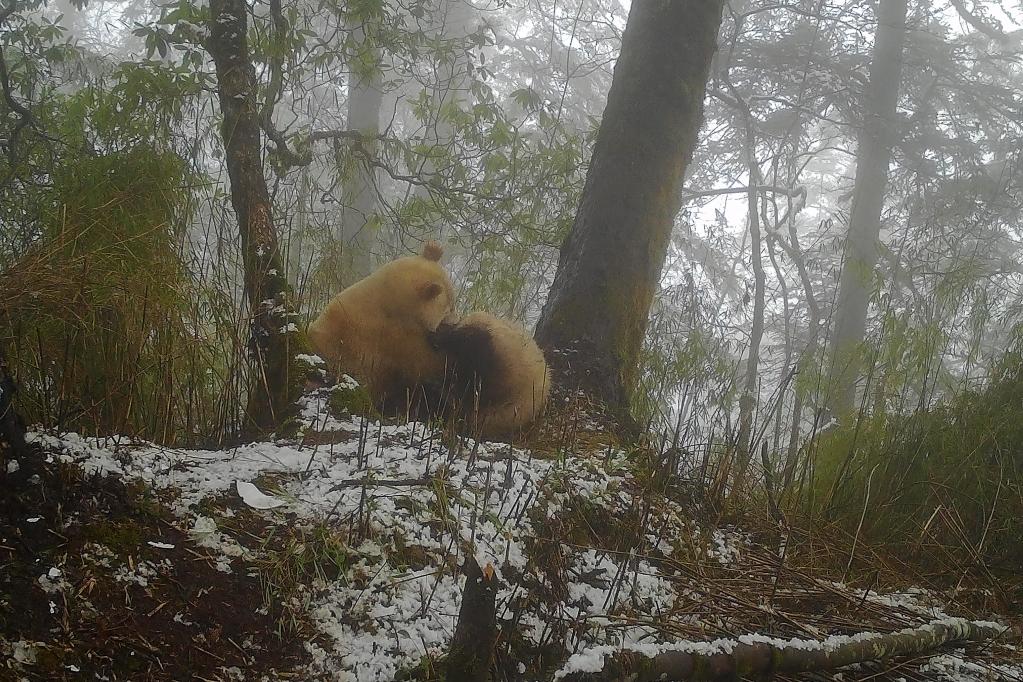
top-left (0, 444), bottom-right (309, 681)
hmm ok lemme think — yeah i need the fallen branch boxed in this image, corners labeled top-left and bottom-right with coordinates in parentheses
top-left (328, 476), bottom-right (433, 492)
top-left (556, 618), bottom-right (1018, 682)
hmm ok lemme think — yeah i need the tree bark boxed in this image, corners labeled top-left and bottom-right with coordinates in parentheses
top-left (772, 211), bottom-right (820, 489)
top-left (559, 618), bottom-right (1017, 682)
top-left (827, 0), bottom-right (907, 418)
top-left (534, 0), bottom-right (726, 422)
top-left (207, 0), bottom-right (305, 433)
top-left (731, 90), bottom-right (767, 491)
top-left (340, 20), bottom-right (384, 283)
top-left (413, 0), bottom-right (476, 204)
top-left (0, 351), bottom-right (28, 460)
top-left (446, 555), bottom-right (499, 682)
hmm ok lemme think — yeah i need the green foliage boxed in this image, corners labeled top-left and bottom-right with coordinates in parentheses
top-left (0, 49), bottom-right (242, 443)
top-left (632, 280), bottom-right (740, 430)
top-left (2, 144), bottom-right (202, 438)
top-left (809, 338), bottom-right (1023, 571)
top-left (327, 380), bottom-right (378, 420)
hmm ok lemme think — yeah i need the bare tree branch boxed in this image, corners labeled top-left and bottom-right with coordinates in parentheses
top-left (682, 184), bottom-right (805, 201)
top-left (948, 0), bottom-right (1005, 41)
top-left (308, 129), bottom-right (381, 143)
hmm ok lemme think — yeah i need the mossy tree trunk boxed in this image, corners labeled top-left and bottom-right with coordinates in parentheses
top-left (827, 0), bottom-right (907, 418)
top-left (534, 0), bottom-right (726, 422)
top-left (207, 0), bottom-right (306, 434)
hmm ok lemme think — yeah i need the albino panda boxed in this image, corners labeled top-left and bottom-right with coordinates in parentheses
top-left (432, 312), bottom-right (551, 438)
top-left (308, 242), bottom-right (456, 408)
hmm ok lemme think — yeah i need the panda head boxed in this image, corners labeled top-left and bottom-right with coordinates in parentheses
top-left (383, 241), bottom-right (456, 331)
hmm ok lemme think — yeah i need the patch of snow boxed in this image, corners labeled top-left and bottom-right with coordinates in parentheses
top-left (921, 650), bottom-right (1021, 681)
top-left (114, 559), bottom-right (166, 587)
top-left (236, 480), bottom-right (285, 509)
top-left (38, 568), bottom-right (69, 594)
top-left (2, 639), bottom-right (44, 665)
top-left (706, 526), bottom-right (748, 565)
top-left (82, 542), bottom-right (115, 568)
top-left (191, 515), bottom-right (218, 536)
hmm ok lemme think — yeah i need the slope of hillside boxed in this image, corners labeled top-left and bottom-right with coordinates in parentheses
top-left (1, 386), bottom-right (1019, 681)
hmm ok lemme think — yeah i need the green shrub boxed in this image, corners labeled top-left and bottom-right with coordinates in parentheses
top-left (809, 340), bottom-right (1023, 572)
top-left (1, 145), bottom-right (239, 444)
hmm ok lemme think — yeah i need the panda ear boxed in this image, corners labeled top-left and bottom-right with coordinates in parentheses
top-left (422, 241), bottom-right (444, 262)
top-left (418, 281), bottom-right (443, 300)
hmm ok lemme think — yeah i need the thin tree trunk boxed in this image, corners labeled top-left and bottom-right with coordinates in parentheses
top-left (776, 214), bottom-right (820, 489)
top-left (827, 0), bottom-right (907, 417)
top-left (207, 0), bottom-right (305, 433)
top-left (534, 0), bottom-right (725, 423)
top-left (0, 351), bottom-right (28, 460)
top-left (784, 387), bottom-right (806, 487)
top-left (559, 618), bottom-right (1017, 682)
top-left (446, 555), bottom-right (499, 682)
top-left (733, 93), bottom-right (766, 491)
top-left (418, 0), bottom-right (475, 188)
top-left (340, 21), bottom-right (384, 283)
top-left (766, 226), bottom-right (791, 454)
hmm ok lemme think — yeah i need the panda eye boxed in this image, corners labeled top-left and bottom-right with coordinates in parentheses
top-left (417, 282), bottom-right (443, 300)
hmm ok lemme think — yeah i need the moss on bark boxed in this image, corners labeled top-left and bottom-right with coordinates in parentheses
top-left (534, 0), bottom-right (726, 424)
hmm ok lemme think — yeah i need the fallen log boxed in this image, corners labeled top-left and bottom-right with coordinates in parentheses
top-left (556, 618), bottom-right (1018, 681)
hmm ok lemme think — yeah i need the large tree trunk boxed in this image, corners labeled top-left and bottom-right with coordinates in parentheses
top-left (340, 20), bottom-right (384, 283)
top-left (207, 0), bottom-right (305, 433)
top-left (534, 0), bottom-right (725, 421)
top-left (827, 0), bottom-right (907, 417)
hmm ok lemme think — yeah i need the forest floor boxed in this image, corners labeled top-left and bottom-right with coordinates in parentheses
top-left (1, 388), bottom-right (1021, 681)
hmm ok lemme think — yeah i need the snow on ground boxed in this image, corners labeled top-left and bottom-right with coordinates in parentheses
top-left (920, 650), bottom-right (1018, 681)
top-left (21, 386), bottom-right (1023, 681)
top-left (26, 388), bottom-right (706, 680)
